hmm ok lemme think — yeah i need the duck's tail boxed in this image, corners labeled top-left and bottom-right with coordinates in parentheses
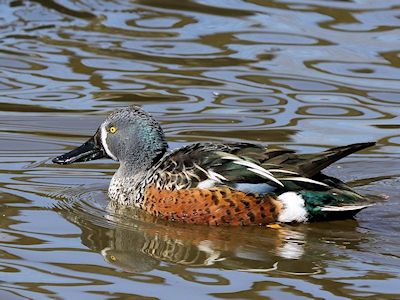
top-left (315, 203), bottom-right (373, 220)
top-left (299, 189), bottom-right (376, 221)
top-left (297, 142), bottom-right (376, 177)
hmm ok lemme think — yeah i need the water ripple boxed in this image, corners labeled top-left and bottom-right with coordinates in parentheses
top-left (0, 0), bottom-right (399, 298)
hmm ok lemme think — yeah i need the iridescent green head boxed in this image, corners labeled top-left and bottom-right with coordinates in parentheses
top-left (53, 106), bottom-right (168, 171)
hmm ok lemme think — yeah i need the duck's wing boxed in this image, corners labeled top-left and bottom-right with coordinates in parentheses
top-left (146, 142), bottom-right (376, 224)
top-left (150, 143), bottom-right (275, 191)
top-left (152, 142), bottom-right (375, 193)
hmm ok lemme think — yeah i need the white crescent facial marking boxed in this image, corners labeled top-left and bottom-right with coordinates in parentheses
top-left (101, 125), bottom-right (118, 161)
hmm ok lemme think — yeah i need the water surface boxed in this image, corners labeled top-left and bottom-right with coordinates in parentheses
top-left (0, 0), bottom-right (399, 299)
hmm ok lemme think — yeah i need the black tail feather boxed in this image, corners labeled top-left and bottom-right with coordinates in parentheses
top-left (298, 142), bottom-right (375, 177)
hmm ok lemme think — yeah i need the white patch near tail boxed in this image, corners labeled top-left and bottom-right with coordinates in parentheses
top-left (278, 192), bottom-right (308, 223)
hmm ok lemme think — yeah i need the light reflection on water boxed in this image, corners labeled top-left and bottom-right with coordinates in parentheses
top-left (0, 0), bottom-right (399, 298)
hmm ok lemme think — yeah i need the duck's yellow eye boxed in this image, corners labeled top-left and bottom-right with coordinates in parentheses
top-left (109, 126), bottom-right (117, 134)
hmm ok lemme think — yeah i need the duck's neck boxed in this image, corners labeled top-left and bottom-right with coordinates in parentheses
top-left (109, 147), bottom-right (168, 206)
top-left (121, 146), bottom-right (167, 176)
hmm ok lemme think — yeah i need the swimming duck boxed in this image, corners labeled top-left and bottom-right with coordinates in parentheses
top-left (53, 106), bottom-right (376, 225)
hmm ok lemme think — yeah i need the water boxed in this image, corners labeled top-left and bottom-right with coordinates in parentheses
top-left (0, 0), bottom-right (399, 298)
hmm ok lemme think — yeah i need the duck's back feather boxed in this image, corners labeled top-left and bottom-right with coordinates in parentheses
top-left (152, 142), bottom-right (375, 193)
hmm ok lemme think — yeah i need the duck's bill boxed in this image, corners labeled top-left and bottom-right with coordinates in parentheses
top-left (52, 131), bottom-right (108, 165)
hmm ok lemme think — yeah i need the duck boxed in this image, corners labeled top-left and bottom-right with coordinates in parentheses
top-left (53, 106), bottom-right (377, 226)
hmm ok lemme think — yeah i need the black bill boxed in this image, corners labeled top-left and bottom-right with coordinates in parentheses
top-left (52, 130), bottom-right (108, 165)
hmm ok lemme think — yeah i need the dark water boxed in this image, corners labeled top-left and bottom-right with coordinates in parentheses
top-left (0, 0), bottom-right (399, 299)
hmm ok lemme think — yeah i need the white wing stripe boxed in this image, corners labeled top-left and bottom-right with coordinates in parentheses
top-left (247, 168), bottom-right (284, 186)
top-left (281, 177), bottom-right (329, 187)
top-left (232, 160), bottom-right (273, 176)
top-left (193, 163), bottom-right (208, 174)
top-left (220, 154), bottom-right (284, 187)
top-left (269, 169), bottom-right (299, 175)
top-left (208, 170), bottom-right (228, 182)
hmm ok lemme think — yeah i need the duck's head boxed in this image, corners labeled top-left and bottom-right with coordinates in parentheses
top-left (53, 106), bottom-right (168, 171)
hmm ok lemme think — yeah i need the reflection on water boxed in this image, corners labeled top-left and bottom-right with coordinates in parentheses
top-left (0, 0), bottom-right (400, 298)
top-left (57, 188), bottom-right (380, 277)
top-left (61, 195), bottom-right (308, 272)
